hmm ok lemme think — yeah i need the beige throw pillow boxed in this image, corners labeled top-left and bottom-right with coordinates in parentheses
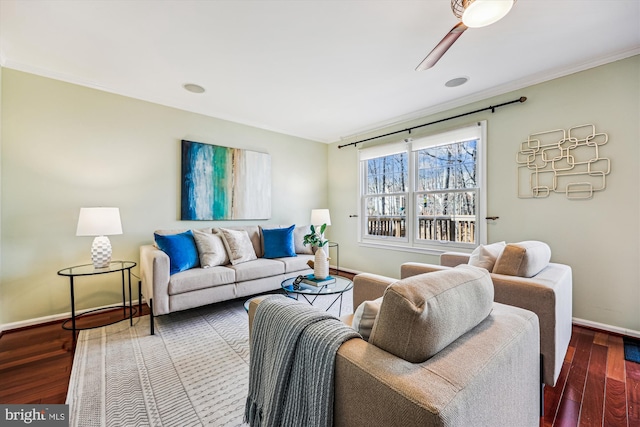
top-left (218, 228), bottom-right (258, 265)
top-left (492, 241), bottom-right (551, 278)
top-left (293, 225), bottom-right (313, 255)
top-left (468, 241), bottom-right (506, 271)
top-left (351, 297), bottom-right (383, 341)
top-left (192, 230), bottom-right (229, 268)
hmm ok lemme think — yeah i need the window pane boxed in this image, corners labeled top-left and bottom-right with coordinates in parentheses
top-left (416, 191), bottom-right (476, 243)
top-left (416, 140), bottom-right (477, 191)
top-left (365, 152), bottom-right (408, 195)
top-left (365, 195), bottom-right (406, 238)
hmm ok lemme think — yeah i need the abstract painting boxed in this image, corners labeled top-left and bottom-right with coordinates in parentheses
top-left (181, 140), bottom-right (271, 220)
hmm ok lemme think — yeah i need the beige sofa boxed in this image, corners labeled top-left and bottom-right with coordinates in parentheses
top-left (400, 241), bottom-right (572, 387)
top-left (140, 225), bottom-right (313, 334)
top-left (249, 265), bottom-right (541, 427)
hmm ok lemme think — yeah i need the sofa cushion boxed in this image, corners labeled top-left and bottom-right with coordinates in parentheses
top-left (352, 297), bottom-right (383, 341)
top-left (262, 225), bottom-right (297, 258)
top-left (154, 230), bottom-right (200, 275)
top-left (293, 225), bottom-right (313, 254)
top-left (275, 254), bottom-right (314, 274)
top-left (230, 258), bottom-right (285, 282)
top-left (168, 266), bottom-right (236, 295)
top-left (492, 241), bottom-right (551, 278)
top-left (369, 265), bottom-right (494, 363)
top-left (468, 241), bottom-right (506, 271)
top-left (218, 227), bottom-right (258, 265)
top-left (192, 229), bottom-right (230, 268)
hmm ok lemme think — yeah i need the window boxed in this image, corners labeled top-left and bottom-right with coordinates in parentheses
top-left (359, 122), bottom-right (486, 252)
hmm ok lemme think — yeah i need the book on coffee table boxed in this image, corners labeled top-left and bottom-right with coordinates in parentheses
top-left (301, 274), bottom-right (336, 288)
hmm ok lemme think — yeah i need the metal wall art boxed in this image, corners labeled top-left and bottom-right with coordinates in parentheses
top-left (517, 124), bottom-right (610, 200)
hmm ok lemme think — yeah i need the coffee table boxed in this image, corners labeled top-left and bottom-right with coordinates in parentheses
top-left (281, 276), bottom-right (353, 316)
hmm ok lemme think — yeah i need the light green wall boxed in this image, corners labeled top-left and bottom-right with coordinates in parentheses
top-left (329, 55), bottom-right (640, 332)
top-left (0, 69), bottom-right (327, 325)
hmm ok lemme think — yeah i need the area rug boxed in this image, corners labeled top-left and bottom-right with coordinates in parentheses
top-left (623, 336), bottom-right (640, 363)
top-left (66, 291), bottom-right (353, 427)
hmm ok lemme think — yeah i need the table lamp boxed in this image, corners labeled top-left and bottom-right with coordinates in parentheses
top-left (76, 207), bottom-right (123, 268)
top-left (310, 209), bottom-right (331, 238)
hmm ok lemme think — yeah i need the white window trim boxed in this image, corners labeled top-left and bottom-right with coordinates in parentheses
top-left (358, 121), bottom-right (487, 254)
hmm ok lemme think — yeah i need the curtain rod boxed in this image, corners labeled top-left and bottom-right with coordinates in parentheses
top-left (338, 96), bottom-right (527, 149)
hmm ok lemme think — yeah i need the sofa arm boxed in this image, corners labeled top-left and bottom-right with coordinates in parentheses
top-left (491, 263), bottom-right (573, 387)
top-left (400, 262), bottom-right (451, 279)
top-left (352, 273), bottom-right (397, 308)
top-left (440, 251), bottom-right (470, 267)
top-left (139, 244), bottom-right (171, 316)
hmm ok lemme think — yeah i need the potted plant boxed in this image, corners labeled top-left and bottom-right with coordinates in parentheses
top-left (303, 224), bottom-right (330, 279)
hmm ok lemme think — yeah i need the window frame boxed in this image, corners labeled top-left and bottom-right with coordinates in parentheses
top-left (358, 121), bottom-right (487, 254)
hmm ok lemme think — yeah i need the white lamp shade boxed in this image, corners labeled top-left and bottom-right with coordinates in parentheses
top-left (76, 207), bottom-right (123, 236)
top-left (462, 0), bottom-right (514, 28)
top-left (310, 209), bottom-right (331, 226)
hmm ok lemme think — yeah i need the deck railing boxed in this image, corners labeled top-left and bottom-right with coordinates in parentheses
top-left (367, 215), bottom-right (476, 243)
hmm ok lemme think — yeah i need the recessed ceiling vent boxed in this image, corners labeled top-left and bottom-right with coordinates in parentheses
top-left (183, 83), bottom-right (205, 94)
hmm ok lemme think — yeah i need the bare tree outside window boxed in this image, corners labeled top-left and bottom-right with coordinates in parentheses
top-left (364, 152), bottom-right (408, 238)
top-left (416, 140), bottom-right (478, 243)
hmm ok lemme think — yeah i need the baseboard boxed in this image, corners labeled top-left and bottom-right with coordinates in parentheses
top-left (572, 317), bottom-right (640, 339)
top-left (0, 299), bottom-right (145, 334)
top-left (333, 265), bottom-right (365, 276)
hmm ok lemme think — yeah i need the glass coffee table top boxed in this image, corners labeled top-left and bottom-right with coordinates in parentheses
top-left (281, 275), bottom-right (353, 295)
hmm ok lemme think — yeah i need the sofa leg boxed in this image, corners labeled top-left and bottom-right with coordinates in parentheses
top-left (150, 298), bottom-right (155, 336)
top-left (138, 281), bottom-right (142, 318)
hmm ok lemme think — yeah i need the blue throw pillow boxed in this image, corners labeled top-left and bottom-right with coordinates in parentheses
top-left (154, 230), bottom-right (200, 275)
top-left (263, 225), bottom-right (297, 259)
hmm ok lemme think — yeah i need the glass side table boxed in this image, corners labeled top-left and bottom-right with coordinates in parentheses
top-left (57, 261), bottom-right (137, 335)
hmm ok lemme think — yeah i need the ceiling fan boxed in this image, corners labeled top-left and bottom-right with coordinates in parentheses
top-left (416, 0), bottom-right (517, 71)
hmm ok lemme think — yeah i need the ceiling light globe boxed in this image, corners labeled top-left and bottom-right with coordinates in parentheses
top-left (462, 0), bottom-right (514, 28)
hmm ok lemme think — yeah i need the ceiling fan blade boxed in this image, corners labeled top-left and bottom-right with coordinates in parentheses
top-left (415, 22), bottom-right (468, 71)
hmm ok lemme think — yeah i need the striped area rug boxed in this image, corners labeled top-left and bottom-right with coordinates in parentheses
top-left (66, 291), bottom-right (353, 427)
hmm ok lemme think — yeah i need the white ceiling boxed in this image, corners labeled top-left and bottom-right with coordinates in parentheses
top-left (1, 0), bottom-right (639, 143)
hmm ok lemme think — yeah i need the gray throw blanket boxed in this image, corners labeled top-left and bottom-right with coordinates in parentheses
top-left (244, 295), bottom-right (360, 427)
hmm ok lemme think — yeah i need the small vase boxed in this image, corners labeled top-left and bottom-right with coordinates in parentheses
top-left (314, 246), bottom-right (329, 279)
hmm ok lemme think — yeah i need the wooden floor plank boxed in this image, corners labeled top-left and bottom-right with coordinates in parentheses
top-left (564, 329), bottom-right (595, 403)
top-left (606, 335), bottom-right (626, 382)
top-left (626, 360), bottom-right (640, 381)
top-left (594, 333), bottom-right (609, 346)
top-left (545, 360), bottom-right (573, 426)
top-left (555, 398), bottom-right (582, 427)
top-left (603, 378), bottom-right (627, 427)
top-left (578, 344), bottom-right (607, 426)
top-left (628, 375), bottom-right (640, 425)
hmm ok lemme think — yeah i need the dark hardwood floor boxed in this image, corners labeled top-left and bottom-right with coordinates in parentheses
top-left (1, 291), bottom-right (638, 426)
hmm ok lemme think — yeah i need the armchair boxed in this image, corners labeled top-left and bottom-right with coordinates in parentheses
top-left (401, 241), bottom-right (572, 387)
top-left (249, 266), bottom-right (541, 427)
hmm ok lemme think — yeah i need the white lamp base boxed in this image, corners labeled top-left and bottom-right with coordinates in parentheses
top-left (91, 235), bottom-right (112, 268)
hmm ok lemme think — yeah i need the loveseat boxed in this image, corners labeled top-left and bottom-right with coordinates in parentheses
top-left (140, 225), bottom-right (313, 334)
top-left (248, 265), bottom-right (541, 427)
top-left (399, 240), bottom-right (572, 387)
